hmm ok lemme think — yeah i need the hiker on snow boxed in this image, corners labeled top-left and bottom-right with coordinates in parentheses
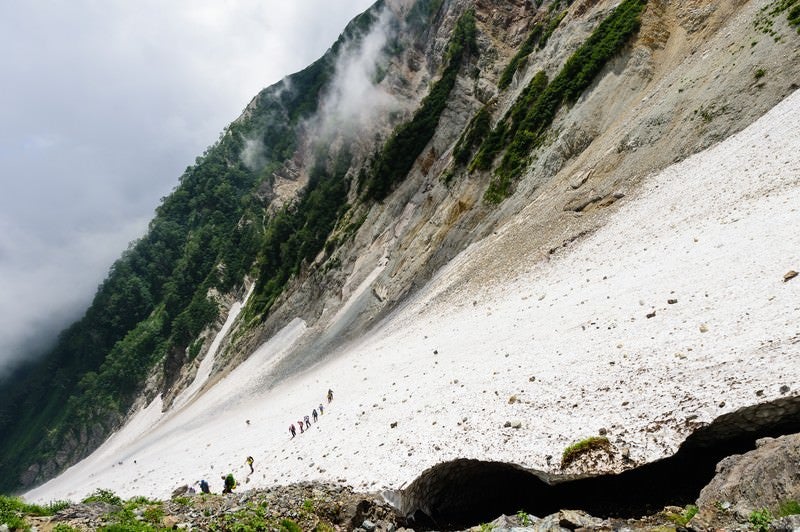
top-left (327, 389), bottom-right (333, 403)
top-left (222, 474), bottom-right (236, 493)
top-left (246, 456), bottom-right (254, 474)
top-left (319, 403), bottom-right (324, 415)
top-left (312, 408), bottom-right (318, 422)
top-left (289, 423), bottom-right (296, 438)
top-left (304, 415), bottom-right (311, 429)
top-left (198, 479), bottom-right (210, 494)
top-left (298, 419), bottom-right (304, 433)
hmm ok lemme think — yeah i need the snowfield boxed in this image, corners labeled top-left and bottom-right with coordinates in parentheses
top-left (26, 89), bottom-right (800, 503)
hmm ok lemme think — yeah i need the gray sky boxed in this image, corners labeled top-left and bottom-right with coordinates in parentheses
top-left (0, 0), bottom-right (375, 376)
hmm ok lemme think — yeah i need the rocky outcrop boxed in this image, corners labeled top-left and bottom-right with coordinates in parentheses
top-left (691, 433), bottom-right (800, 531)
top-left (20, 416), bottom-right (118, 489)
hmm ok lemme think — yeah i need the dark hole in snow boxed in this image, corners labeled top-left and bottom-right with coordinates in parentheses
top-left (388, 396), bottom-right (800, 530)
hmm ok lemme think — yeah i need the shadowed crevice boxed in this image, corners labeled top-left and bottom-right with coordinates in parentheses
top-left (389, 396), bottom-right (800, 530)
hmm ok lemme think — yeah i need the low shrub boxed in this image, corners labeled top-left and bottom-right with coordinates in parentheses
top-left (280, 518), bottom-right (303, 532)
top-left (82, 488), bottom-right (123, 506)
top-left (561, 435), bottom-right (611, 468)
top-left (1, 494), bottom-right (72, 530)
top-left (749, 507), bottom-right (773, 532)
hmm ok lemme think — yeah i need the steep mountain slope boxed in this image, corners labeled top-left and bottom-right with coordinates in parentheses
top-left (2, 0), bottom-right (799, 496)
top-left (25, 73), bottom-right (800, 509)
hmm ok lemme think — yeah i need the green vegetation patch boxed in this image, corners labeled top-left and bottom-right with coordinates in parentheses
top-left (82, 489), bottom-right (124, 506)
top-left (53, 524), bottom-right (81, 532)
top-left (755, 0), bottom-right (800, 37)
top-left (498, 1), bottom-right (576, 91)
top-left (362, 9), bottom-right (477, 201)
top-left (0, 495), bottom-right (70, 530)
top-left (540, 9), bottom-right (569, 49)
top-left (561, 435), bottom-right (611, 468)
top-left (749, 507), bottom-right (773, 532)
top-left (665, 504), bottom-right (698, 526)
top-left (779, 500), bottom-right (800, 517)
top-left (498, 25), bottom-right (544, 90)
top-left (452, 105), bottom-right (492, 168)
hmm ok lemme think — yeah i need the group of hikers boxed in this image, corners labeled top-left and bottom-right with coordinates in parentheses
top-left (193, 458), bottom-right (249, 495)
top-left (289, 389), bottom-right (333, 438)
top-left (192, 389), bottom-right (334, 495)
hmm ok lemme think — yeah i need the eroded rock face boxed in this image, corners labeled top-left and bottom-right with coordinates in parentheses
top-left (691, 433), bottom-right (800, 530)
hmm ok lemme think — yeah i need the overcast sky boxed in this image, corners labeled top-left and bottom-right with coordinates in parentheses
top-left (0, 0), bottom-right (375, 377)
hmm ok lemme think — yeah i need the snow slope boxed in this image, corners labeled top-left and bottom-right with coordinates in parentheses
top-left (26, 89), bottom-right (800, 503)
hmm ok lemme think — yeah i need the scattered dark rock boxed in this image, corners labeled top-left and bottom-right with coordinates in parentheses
top-left (390, 421), bottom-right (398, 429)
top-left (779, 385), bottom-right (790, 395)
top-left (598, 428), bottom-right (608, 436)
top-left (558, 509), bottom-right (604, 529)
top-left (486, 513), bottom-right (529, 529)
top-left (171, 484), bottom-right (192, 498)
top-left (783, 270), bottom-right (797, 282)
top-left (646, 310), bottom-right (656, 318)
top-left (667, 298), bottom-right (678, 304)
top-left (569, 169), bottom-right (593, 190)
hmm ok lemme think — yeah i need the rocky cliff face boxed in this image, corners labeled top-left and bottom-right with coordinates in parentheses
top-left (203, 0), bottom-right (798, 395)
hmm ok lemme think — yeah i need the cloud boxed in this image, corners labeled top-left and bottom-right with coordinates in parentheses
top-left (240, 137), bottom-right (268, 173)
top-left (0, 0), bottom-right (375, 377)
top-left (315, 8), bottom-right (402, 141)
